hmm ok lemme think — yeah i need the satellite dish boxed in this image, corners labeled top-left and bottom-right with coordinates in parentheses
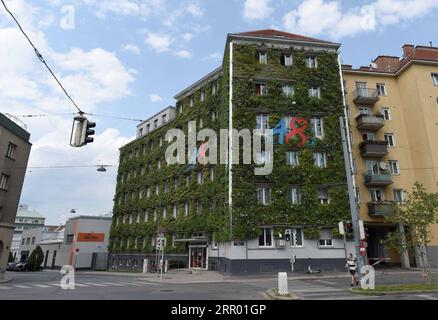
top-left (379, 162), bottom-right (389, 171)
top-left (370, 62), bottom-right (378, 69)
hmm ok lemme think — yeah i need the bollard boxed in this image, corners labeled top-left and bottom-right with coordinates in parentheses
top-left (143, 259), bottom-right (148, 274)
top-left (278, 272), bottom-right (289, 296)
top-left (164, 260), bottom-right (169, 273)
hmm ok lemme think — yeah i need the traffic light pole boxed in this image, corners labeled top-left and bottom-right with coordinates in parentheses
top-left (339, 117), bottom-right (365, 279)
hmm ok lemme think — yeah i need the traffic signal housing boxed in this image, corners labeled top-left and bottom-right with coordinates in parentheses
top-left (346, 222), bottom-right (354, 234)
top-left (285, 233), bottom-right (291, 242)
top-left (84, 120), bottom-right (96, 145)
top-left (70, 114), bottom-right (96, 147)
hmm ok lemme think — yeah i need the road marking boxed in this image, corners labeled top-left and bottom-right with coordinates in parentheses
top-left (73, 283), bottom-right (90, 287)
top-left (32, 284), bottom-right (52, 288)
top-left (14, 285), bottom-right (32, 289)
top-left (315, 280), bottom-right (338, 286)
top-left (0, 286), bottom-right (11, 290)
top-left (292, 288), bottom-right (344, 293)
top-left (101, 282), bottom-right (126, 286)
top-left (416, 294), bottom-right (438, 300)
top-left (132, 281), bottom-right (159, 286)
top-left (82, 282), bottom-right (109, 287)
top-left (48, 283), bottom-right (62, 287)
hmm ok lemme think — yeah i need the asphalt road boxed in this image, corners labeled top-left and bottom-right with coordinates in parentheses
top-left (1, 270), bottom-right (437, 300)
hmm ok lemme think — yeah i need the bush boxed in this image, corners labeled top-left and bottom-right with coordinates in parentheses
top-left (8, 251), bottom-right (14, 263)
top-left (26, 246), bottom-right (44, 271)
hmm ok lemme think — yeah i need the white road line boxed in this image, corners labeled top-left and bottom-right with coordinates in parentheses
top-left (292, 288), bottom-right (344, 293)
top-left (14, 285), bottom-right (32, 289)
top-left (315, 280), bottom-right (338, 286)
top-left (131, 281), bottom-right (159, 286)
top-left (82, 282), bottom-right (109, 287)
top-left (101, 282), bottom-right (125, 286)
top-left (416, 294), bottom-right (438, 300)
top-left (73, 283), bottom-right (90, 287)
top-left (0, 286), bottom-right (11, 290)
top-left (32, 284), bottom-right (52, 288)
top-left (48, 283), bottom-right (62, 287)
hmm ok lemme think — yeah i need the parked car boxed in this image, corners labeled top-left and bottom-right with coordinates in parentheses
top-left (6, 262), bottom-right (17, 271)
top-left (13, 262), bottom-right (27, 271)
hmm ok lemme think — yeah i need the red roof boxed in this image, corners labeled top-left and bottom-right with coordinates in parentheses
top-left (232, 29), bottom-right (336, 45)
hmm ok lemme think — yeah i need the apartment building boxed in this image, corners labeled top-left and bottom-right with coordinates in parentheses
top-left (110, 30), bottom-right (355, 275)
top-left (342, 44), bottom-right (438, 267)
top-left (0, 113), bottom-right (32, 279)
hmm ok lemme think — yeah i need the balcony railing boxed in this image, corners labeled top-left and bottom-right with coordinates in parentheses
top-left (368, 202), bottom-right (395, 217)
top-left (364, 172), bottom-right (393, 187)
top-left (356, 114), bottom-right (385, 131)
top-left (360, 141), bottom-right (388, 158)
top-left (353, 88), bottom-right (380, 105)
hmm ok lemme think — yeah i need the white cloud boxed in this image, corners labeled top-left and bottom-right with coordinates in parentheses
top-left (145, 32), bottom-right (173, 52)
top-left (282, 0), bottom-right (438, 39)
top-left (243, 0), bottom-right (274, 21)
top-left (174, 50), bottom-right (192, 58)
top-left (80, 0), bottom-right (165, 19)
top-left (182, 32), bottom-right (194, 41)
top-left (186, 1), bottom-right (204, 17)
top-left (121, 43), bottom-right (141, 55)
top-left (149, 93), bottom-right (162, 102)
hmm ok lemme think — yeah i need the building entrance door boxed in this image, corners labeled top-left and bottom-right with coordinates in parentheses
top-left (189, 246), bottom-right (207, 270)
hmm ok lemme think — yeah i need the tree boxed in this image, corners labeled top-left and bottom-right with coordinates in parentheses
top-left (384, 182), bottom-right (438, 285)
top-left (8, 251), bottom-right (14, 263)
top-left (26, 246), bottom-right (44, 271)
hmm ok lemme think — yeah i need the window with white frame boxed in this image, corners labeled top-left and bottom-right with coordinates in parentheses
top-left (258, 227), bottom-right (273, 247)
top-left (317, 188), bottom-right (330, 204)
top-left (319, 229), bottom-right (333, 247)
top-left (157, 160), bottom-right (161, 169)
top-left (210, 111), bottom-right (216, 121)
top-left (159, 137), bottom-right (163, 147)
top-left (163, 207), bottom-right (167, 219)
top-left (174, 176), bottom-right (179, 189)
top-left (366, 160), bottom-right (382, 175)
top-left (212, 82), bottom-right (218, 95)
top-left (173, 204), bottom-right (177, 218)
top-left (308, 86), bottom-right (320, 99)
top-left (432, 73), bottom-right (438, 86)
top-left (256, 114), bottom-right (269, 130)
top-left (255, 83), bottom-right (268, 96)
top-left (189, 95), bottom-right (194, 107)
top-left (184, 202), bottom-right (190, 216)
top-left (146, 186), bottom-right (151, 198)
top-left (370, 189), bottom-right (385, 202)
top-left (282, 84), bottom-right (295, 97)
top-left (164, 181), bottom-right (169, 193)
top-left (362, 132), bottom-right (375, 141)
top-left (129, 215), bottom-right (133, 224)
top-left (257, 186), bottom-right (271, 205)
top-left (311, 117), bottom-right (324, 139)
top-left (0, 173), bottom-right (10, 191)
top-left (6, 143), bottom-right (17, 159)
top-left (153, 209), bottom-right (157, 222)
top-left (384, 133), bottom-right (396, 147)
top-left (162, 114), bottom-right (167, 123)
top-left (210, 168), bottom-right (215, 181)
top-left (286, 151), bottom-right (299, 167)
top-left (155, 184), bottom-right (159, 195)
top-left (136, 214), bottom-right (140, 223)
top-left (258, 52), bottom-right (267, 64)
top-left (289, 187), bottom-right (301, 204)
top-left (196, 199), bottom-right (202, 214)
top-left (199, 117), bottom-right (204, 129)
top-left (389, 160), bottom-right (400, 175)
top-left (313, 152), bottom-right (327, 168)
top-left (144, 211), bottom-right (148, 222)
top-left (200, 89), bottom-right (205, 102)
top-left (197, 171), bottom-right (203, 184)
top-left (139, 189), bottom-right (143, 199)
top-left (281, 54), bottom-right (293, 66)
top-left (393, 189), bottom-right (405, 204)
top-left (154, 119), bottom-right (159, 128)
top-left (376, 83), bottom-right (387, 96)
top-left (358, 107), bottom-right (371, 115)
top-left (306, 56), bottom-right (317, 68)
top-left (186, 175), bottom-right (190, 187)
top-left (381, 107), bottom-right (391, 120)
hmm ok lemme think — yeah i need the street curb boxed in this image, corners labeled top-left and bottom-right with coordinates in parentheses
top-left (0, 277), bottom-right (13, 284)
top-left (265, 289), bottom-right (302, 300)
top-left (348, 288), bottom-right (438, 296)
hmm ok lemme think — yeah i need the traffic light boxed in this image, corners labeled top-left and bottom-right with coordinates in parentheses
top-left (346, 222), bottom-right (354, 234)
top-left (70, 114), bottom-right (96, 147)
top-left (285, 233), bottom-right (291, 242)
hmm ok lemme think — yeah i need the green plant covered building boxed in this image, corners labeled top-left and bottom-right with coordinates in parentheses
top-left (109, 30), bottom-right (354, 275)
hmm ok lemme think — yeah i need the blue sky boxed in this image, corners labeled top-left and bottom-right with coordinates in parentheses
top-left (1, 0), bottom-right (437, 224)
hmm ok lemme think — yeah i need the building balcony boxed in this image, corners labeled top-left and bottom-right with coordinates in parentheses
top-left (368, 202), bottom-right (395, 217)
top-left (359, 141), bottom-right (388, 158)
top-left (364, 173), bottom-right (393, 187)
top-left (353, 89), bottom-right (380, 105)
top-left (356, 114), bottom-right (385, 131)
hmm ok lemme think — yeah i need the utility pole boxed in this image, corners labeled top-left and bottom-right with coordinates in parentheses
top-left (339, 117), bottom-right (365, 278)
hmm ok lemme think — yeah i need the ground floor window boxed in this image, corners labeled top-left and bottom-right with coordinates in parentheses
top-left (258, 227), bottom-right (273, 247)
top-left (319, 229), bottom-right (333, 247)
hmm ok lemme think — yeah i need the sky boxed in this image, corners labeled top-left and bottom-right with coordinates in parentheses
top-left (0, 0), bottom-right (437, 225)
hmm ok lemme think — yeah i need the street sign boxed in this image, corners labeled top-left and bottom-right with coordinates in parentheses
top-left (359, 220), bottom-right (366, 240)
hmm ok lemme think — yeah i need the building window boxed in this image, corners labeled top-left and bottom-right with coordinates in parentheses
top-left (155, 184), bottom-right (159, 195)
top-left (0, 173), bottom-right (10, 191)
top-left (66, 234), bottom-right (74, 244)
top-left (184, 202), bottom-right (190, 216)
top-left (129, 215), bottom-right (133, 224)
top-left (162, 114), bottom-right (167, 123)
top-left (362, 132), bottom-right (375, 141)
top-left (432, 73), bottom-right (438, 86)
top-left (210, 168), bottom-right (215, 181)
top-left (196, 199), bottom-right (202, 214)
top-left (26, 237), bottom-right (30, 245)
top-left (136, 214), bottom-right (140, 223)
top-left (370, 189), bottom-right (385, 202)
top-left (154, 119), bottom-right (159, 128)
top-left (210, 111), bottom-right (216, 122)
top-left (306, 56), bottom-right (317, 68)
top-left (317, 188), bottom-right (330, 204)
top-left (384, 133), bottom-right (396, 147)
top-left (164, 181), bottom-right (169, 193)
top-left (163, 207), bottom-right (167, 219)
top-left (290, 229), bottom-right (303, 247)
top-left (153, 209), bottom-right (157, 222)
top-left (376, 83), bottom-right (387, 96)
top-left (286, 151), bottom-right (299, 167)
top-left (289, 187), bottom-right (301, 204)
top-left (139, 128), bottom-right (143, 136)
top-left (313, 152), bottom-right (327, 168)
top-left (157, 160), bottom-right (161, 169)
top-left (311, 117), bottom-right (324, 139)
top-left (258, 228), bottom-right (273, 247)
top-left (319, 229), bottom-right (333, 247)
top-left (358, 107), bottom-right (371, 115)
top-left (174, 176), bottom-right (179, 189)
top-left (308, 86), bottom-right (320, 99)
top-left (256, 114), bottom-right (269, 130)
top-left (146, 187), bottom-right (151, 198)
top-left (6, 142), bottom-right (17, 159)
top-left (21, 238), bottom-right (25, 245)
top-left (173, 204), bottom-right (177, 218)
top-left (258, 52), bottom-right (267, 64)
top-left (146, 124), bottom-right (150, 133)
top-left (144, 211), bottom-right (148, 222)
top-left (197, 171), bottom-right (203, 184)
top-left (393, 189), bottom-right (405, 204)
top-left (186, 175), bottom-right (190, 187)
top-left (199, 117), bottom-right (204, 129)
top-left (257, 186), bottom-right (271, 205)
top-left (281, 54), bottom-right (293, 66)
top-left (189, 95), bottom-right (194, 107)
top-left (388, 160), bottom-right (400, 175)
top-left (212, 82), bottom-right (218, 95)
top-left (255, 83), bottom-right (267, 96)
top-left (282, 84), bottom-right (295, 97)
top-left (200, 89), bottom-right (205, 102)
top-left (381, 108), bottom-right (391, 120)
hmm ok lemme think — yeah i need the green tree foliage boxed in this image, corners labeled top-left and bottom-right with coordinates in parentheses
top-left (26, 246), bottom-right (44, 271)
top-left (8, 251), bottom-right (14, 263)
top-left (384, 182), bottom-right (438, 284)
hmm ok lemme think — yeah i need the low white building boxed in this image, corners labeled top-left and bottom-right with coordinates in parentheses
top-left (18, 226), bottom-right (64, 263)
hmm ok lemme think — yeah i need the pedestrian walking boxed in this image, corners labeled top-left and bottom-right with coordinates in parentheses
top-left (345, 253), bottom-right (359, 286)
